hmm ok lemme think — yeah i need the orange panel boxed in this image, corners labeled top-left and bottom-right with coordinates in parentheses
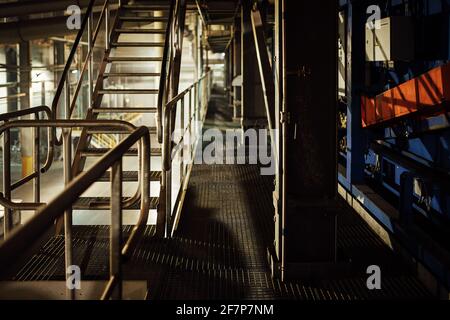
top-left (361, 62), bottom-right (450, 127)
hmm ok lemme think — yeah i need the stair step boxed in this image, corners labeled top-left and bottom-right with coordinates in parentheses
top-left (116, 28), bottom-right (166, 34)
top-left (111, 42), bottom-right (165, 47)
top-left (93, 107), bottom-right (157, 113)
top-left (107, 57), bottom-right (163, 62)
top-left (88, 127), bottom-right (157, 134)
top-left (74, 197), bottom-right (159, 210)
top-left (81, 147), bottom-right (162, 157)
top-left (99, 89), bottom-right (158, 94)
top-left (122, 4), bottom-right (170, 10)
top-left (96, 170), bottom-right (161, 182)
top-left (119, 16), bottom-right (168, 22)
top-left (104, 72), bottom-right (161, 77)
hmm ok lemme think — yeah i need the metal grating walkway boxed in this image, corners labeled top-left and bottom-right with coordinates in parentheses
top-left (7, 92), bottom-right (433, 300)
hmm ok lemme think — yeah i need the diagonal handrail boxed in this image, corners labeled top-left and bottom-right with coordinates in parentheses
top-left (51, 0), bottom-right (114, 145)
top-left (0, 124), bottom-right (151, 300)
top-left (157, 0), bottom-right (176, 143)
top-left (157, 0), bottom-right (187, 144)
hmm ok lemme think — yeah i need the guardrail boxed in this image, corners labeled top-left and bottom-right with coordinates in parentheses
top-left (0, 123), bottom-right (151, 300)
top-left (51, 0), bottom-right (118, 145)
top-left (157, 0), bottom-right (187, 143)
top-left (162, 71), bottom-right (211, 236)
top-left (0, 106), bottom-right (54, 237)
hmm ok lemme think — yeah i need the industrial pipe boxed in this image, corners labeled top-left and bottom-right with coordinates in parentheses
top-left (0, 0), bottom-right (91, 19)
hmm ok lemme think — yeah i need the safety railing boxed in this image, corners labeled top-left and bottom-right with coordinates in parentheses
top-left (162, 71), bottom-right (211, 236)
top-left (0, 119), bottom-right (145, 210)
top-left (157, 0), bottom-right (187, 143)
top-left (0, 106), bottom-right (54, 237)
top-left (0, 122), bottom-right (151, 300)
top-left (51, 0), bottom-right (119, 144)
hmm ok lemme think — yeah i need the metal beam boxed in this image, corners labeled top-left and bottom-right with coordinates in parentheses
top-left (0, 0), bottom-right (91, 18)
top-left (0, 16), bottom-right (78, 43)
top-left (345, 1), bottom-right (367, 185)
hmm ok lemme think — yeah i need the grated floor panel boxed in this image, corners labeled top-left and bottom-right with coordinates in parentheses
top-left (7, 92), bottom-right (433, 300)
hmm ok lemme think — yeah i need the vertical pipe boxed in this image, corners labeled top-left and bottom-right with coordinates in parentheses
top-left (63, 75), bottom-right (74, 300)
top-left (110, 159), bottom-right (123, 300)
top-left (1, 47), bottom-right (15, 235)
top-left (280, 0), bottom-right (286, 280)
top-left (2, 124), bottom-right (12, 238)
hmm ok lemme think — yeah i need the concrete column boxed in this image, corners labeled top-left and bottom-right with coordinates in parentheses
top-left (19, 41), bottom-right (33, 177)
top-left (241, 0), bottom-right (266, 129)
top-left (278, 0), bottom-right (337, 281)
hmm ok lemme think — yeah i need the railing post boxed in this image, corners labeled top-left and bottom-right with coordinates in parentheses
top-left (188, 90), bottom-right (193, 157)
top-left (2, 121), bottom-right (12, 238)
top-left (180, 98), bottom-right (185, 178)
top-left (194, 84), bottom-right (198, 133)
top-left (110, 159), bottom-right (123, 300)
top-left (166, 109), bottom-right (173, 238)
top-left (33, 113), bottom-right (40, 203)
top-left (105, 1), bottom-right (110, 50)
top-left (63, 75), bottom-right (75, 300)
top-left (88, 10), bottom-right (94, 109)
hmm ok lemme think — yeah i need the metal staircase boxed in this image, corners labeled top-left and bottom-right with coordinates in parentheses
top-left (70, 1), bottom-right (172, 230)
top-left (0, 0), bottom-right (211, 299)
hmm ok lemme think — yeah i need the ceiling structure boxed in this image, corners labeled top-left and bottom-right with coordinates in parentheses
top-left (0, 0), bottom-right (240, 50)
top-left (195, 0), bottom-right (240, 52)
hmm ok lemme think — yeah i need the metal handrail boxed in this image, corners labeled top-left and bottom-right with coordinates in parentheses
top-left (51, 0), bottom-right (113, 145)
top-left (51, 0), bottom-right (95, 120)
top-left (0, 106), bottom-right (54, 174)
top-left (157, 0), bottom-right (187, 143)
top-left (161, 71), bottom-right (211, 236)
top-left (157, 0), bottom-right (176, 142)
top-left (162, 72), bottom-right (211, 171)
top-left (1, 106), bottom-right (55, 237)
top-left (68, 0), bottom-right (111, 120)
top-left (0, 119), bottom-right (143, 212)
top-left (0, 125), bottom-right (151, 300)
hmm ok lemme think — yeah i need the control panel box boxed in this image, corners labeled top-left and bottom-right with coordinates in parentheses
top-left (366, 16), bottom-right (414, 61)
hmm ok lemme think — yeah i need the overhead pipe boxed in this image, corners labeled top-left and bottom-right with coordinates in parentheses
top-left (0, 11), bottom-right (108, 43)
top-left (0, 0), bottom-right (92, 18)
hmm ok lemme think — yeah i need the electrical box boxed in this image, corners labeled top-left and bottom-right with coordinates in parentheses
top-left (365, 16), bottom-right (414, 61)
